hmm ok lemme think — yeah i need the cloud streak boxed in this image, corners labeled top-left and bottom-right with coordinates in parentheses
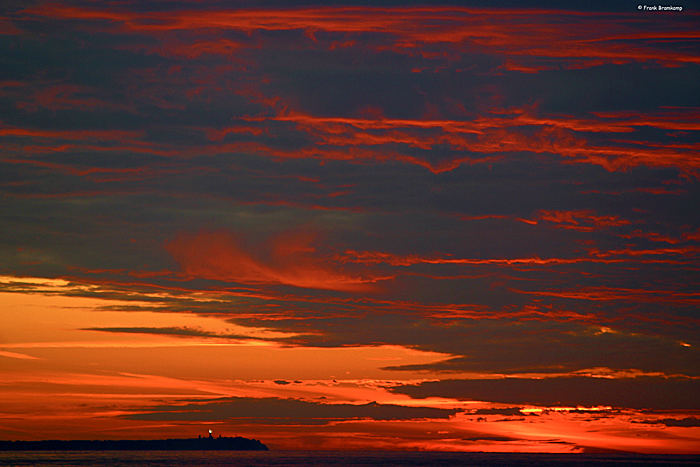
top-left (127, 397), bottom-right (461, 424)
top-left (392, 377), bottom-right (700, 410)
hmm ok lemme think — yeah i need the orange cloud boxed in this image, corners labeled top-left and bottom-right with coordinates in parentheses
top-left (5, 105), bottom-right (698, 176)
top-left (0, 350), bottom-right (40, 360)
top-left (240, 110), bottom-right (700, 174)
top-left (166, 230), bottom-right (383, 291)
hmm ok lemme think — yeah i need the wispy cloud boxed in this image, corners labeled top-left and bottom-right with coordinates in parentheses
top-left (166, 230), bottom-right (389, 291)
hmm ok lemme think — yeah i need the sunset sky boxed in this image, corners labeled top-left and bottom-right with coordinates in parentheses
top-left (1, 0), bottom-right (699, 453)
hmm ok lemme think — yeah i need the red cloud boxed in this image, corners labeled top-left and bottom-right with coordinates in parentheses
top-left (20, 5), bottom-right (700, 68)
top-left (340, 248), bottom-right (693, 268)
top-left (513, 286), bottom-right (700, 305)
top-left (166, 230), bottom-right (383, 292)
top-left (532, 210), bottom-right (631, 231)
top-left (241, 110), bottom-right (700, 174)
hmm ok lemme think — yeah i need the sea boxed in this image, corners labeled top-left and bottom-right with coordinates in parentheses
top-left (0, 451), bottom-right (698, 467)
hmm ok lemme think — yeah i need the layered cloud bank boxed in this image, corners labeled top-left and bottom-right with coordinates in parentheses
top-left (0, 0), bottom-right (698, 453)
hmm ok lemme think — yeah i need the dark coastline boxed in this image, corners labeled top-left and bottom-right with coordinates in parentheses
top-left (0, 436), bottom-right (268, 451)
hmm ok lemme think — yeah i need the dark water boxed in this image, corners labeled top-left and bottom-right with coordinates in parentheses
top-left (0, 451), bottom-right (698, 466)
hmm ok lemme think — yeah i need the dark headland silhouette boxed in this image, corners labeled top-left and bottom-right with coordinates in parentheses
top-left (0, 431), bottom-right (268, 451)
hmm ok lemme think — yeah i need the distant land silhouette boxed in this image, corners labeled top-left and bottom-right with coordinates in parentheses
top-left (0, 435), bottom-right (268, 451)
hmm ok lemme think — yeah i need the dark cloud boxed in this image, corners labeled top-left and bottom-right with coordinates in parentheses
top-left (276, 315), bottom-right (699, 375)
top-left (126, 397), bottom-right (461, 424)
top-left (391, 377), bottom-right (700, 410)
top-left (81, 326), bottom-right (269, 341)
top-left (462, 435), bottom-right (520, 442)
top-left (471, 407), bottom-right (524, 416)
top-left (633, 417), bottom-right (700, 428)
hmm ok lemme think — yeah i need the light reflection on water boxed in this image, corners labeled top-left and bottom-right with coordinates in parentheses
top-left (0, 451), bottom-right (698, 466)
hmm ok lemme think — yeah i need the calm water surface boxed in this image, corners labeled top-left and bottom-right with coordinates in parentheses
top-left (0, 451), bottom-right (698, 466)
